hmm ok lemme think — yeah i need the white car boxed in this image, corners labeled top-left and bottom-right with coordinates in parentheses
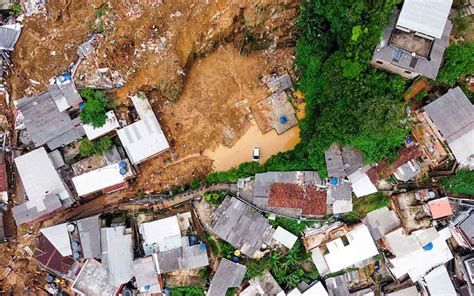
top-left (252, 147), bottom-right (260, 161)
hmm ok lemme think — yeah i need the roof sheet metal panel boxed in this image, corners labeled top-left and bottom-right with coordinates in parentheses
top-left (72, 163), bottom-right (126, 197)
top-left (100, 226), bottom-right (134, 286)
top-left (83, 110), bottom-right (119, 140)
top-left (385, 286), bottom-right (420, 296)
top-left (424, 265), bottom-right (457, 296)
top-left (208, 258), bottom-right (247, 296)
top-left (363, 207), bottom-right (401, 241)
top-left (0, 23), bottom-right (22, 50)
top-left (396, 0), bottom-right (452, 38)
top-left (139, 215), bottom-right (182, 252)
top-left (40, 223), bottom-right (72, 256)
top-left (76, 215), bottom-right (102, 259)
top-left (272, 226), bottom-right (298, 249)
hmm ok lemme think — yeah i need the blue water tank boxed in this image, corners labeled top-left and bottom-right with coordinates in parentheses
top-left (119, 160), bottom-right (127, 168)
top-left (232, 256), bottom-right (239, 263)
top-left (73, 252), bottom-right (80, 259)
top-left (280, 116), bottom-right (288, 124)
top-left (120, 168), bottom-right (127, 175)
top-left (200, 243), bottom-right (206, 251)
top-left (79, 102), bottom-right (85, 110)
top-left (71, 241), bottom-right (79, 249)
top-left (144, 285), bottom-right (151, 291)
top-left (63, 72), bottom-right (72, 80)
top-left (330, 177), bottom-right (339, 186)
top-left (423, 242), bottom-right (433, 251)
top-left (406, 137), bottom-right (413, 144)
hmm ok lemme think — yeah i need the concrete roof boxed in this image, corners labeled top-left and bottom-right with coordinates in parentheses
top-left (12, 148), bottom-right (70, 225)
top-left (132, 256), bottom-right (160, 292)
top-left (154, 243), bottom-right (209, 274)
top-left (208, 258), bottom-right (246, 296)
top-left (209, 196), bottom-right (274, 257)
top-left (83, 110), bottom-right (119, 140)
top-left (385, 286), bottom-right (419, 296)
top-left (47, 81), bottom-right (82, 112)
top-left (328, 182), bottom-right (353, 214)
top-left (117, 93), bottom-right (169, 165)
top-left (348, 165), bottom-right (378, 198)
top-left (272, 226), bottom-right (298, 249)
top-left (0, 23), bottom-right (22, 51)
top-left (40, 223), bottom-right (72, 257)
top-left (100, 226), bottom-right (134, 286)
top-left (363, 207), bottom-right (401, 240)
top-left (72, 259), bottom-right (119, 296)
top-left (424, 87), bottom-right (474, 165)
top-left (325, 146), bottom-right (346, 178)
top-left (72, 163), bottom-right (127, 197)
top-left (424, 265), bottom-right (456, 296)
top-left (324, 224), bottom-right (378, 273)
top-left (139, 215), bottom-right (182, 254)
top-left (76, 215), bottom-right (101, 259)
top-left (397, 0), bottom-right (452, 38)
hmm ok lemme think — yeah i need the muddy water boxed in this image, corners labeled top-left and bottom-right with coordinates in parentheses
top-left (204, 118), bottom-right (301, 171)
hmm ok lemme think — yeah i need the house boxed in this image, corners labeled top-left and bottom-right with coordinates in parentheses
top-left (288, 281), bottom-right (328, 296)
top-left (117, 93), bottom-right (170, 165)
top-left (421, 265), bottom-right (456, 296)
top-left (384, 227), bottom-right (453, 281)
top-left (153, 243), bottom-right (209, 274)
top-left (14, 91), bottom-right (85, 149)
top-left (0, 23), bottom-right (22, 51)
top-left (83, 110), bottom-right (119, 140)
top-left (311, 224), bottom-right (378, 274)
top-left (209, 196), bottom-right (274, 257)
top-left (272, 226), bottom-right (298, 249)
top-left (362, 207), bottom-right (401, 241)
top-left (347, 165), bottom-right (378, 198)
top-left (72, 259), bottom-right (119, 296)
top-left (100, 226), bottom-right (134, 286)
top-left (139, 215), bottom-right (183, 255)
top-left (372, 0), bottom-right (453, 79)
top-left (75, 215), bottom-right (101, 259)
top-left (12, 148), bottom-right (73, 225)
top-left (250, 171), bottom-right (327, 218)
top-left (132, 256), bottom-right (161, 293)
top-left (460, 255), bottom-right (474, 296)
top-left (427, 197), bottom-right (452, 220)
top-left (207, 258), bottom-right (247, 296)
top-left (72, 160), bottom-right (134, 197)
top-left (33, 235), bottom-right (76, 278)
top-left (421, 87), bottom-right (474, 167)
top-left (240, 271), bottom-right (284, 296)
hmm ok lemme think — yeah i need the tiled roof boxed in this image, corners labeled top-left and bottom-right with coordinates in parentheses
top-left (34, 235), bottom-right (74, 276)
top-left (268, 183), bottom-right (327, 216)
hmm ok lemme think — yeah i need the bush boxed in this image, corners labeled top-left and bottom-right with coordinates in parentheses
top-left (269, 216), bottom-right (314, 236)
top-left (343, 192), bottom-right (391, 223)
top-left (170, 286), bottom-right (205, 296)
top-left (440, 169), bottom-right (474, 195)
top-left (79, 139), bottom-right (95, 157)
top-left (79, 136), bottom-right (113, 157)
top-left (437, 42), bottom-right (474, 86)
top-left (11, 3), bottom-right (22, 15)
top-left (80, 88), bottom-right (109, 128)
top-left (204, 191), bottom-right (227, 205)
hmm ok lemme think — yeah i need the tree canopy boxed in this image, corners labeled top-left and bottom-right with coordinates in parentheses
top-left (437, 41), bottom-right (474, 86)
top-left (79, 87), bottom-right (109, 128)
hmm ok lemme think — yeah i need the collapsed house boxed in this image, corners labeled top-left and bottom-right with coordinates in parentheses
top-left (12, 148), bottom-right (74, 225)
top-left (240, 271), bottom-right (284, 296)
top-left (372, 0), bottom-right (452, 79)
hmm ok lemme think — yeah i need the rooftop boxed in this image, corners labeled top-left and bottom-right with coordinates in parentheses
top-left (397, 0), bottom-right (452, 38)
top-left (362, 207), bottom-right (401, 241)
top-left (240, 271), bottom-right (283, 296)
top-left (139, 215), bottom-right (183, 255)
top-left (153, 243), bottom-right (209, 274)
top-left (208, 258), bottom-right (247, 296)
top-left (423, 87), bottom-right (474, 165)
top-left (385, 286), bottom-right (419, 296)
top-left (76, 215), bottom-right (101, 259)
top-left (71, 259), bottom-right (119, 296)
top-left (48, 81), bottom-right (83, 112)
top-left (347, 165), bottom-right (378, 198)
top-left (40, 223), bottom-right (72, 257)
top-left (83, 110), bottom-right (119, 140)
top-left (427, 197), bottom-right (452, 219)
top-left (272, 226), bottom-right (298, 249)
top-left (458, 212), bottom-right (474, 248)
top-left (268, 183), bottom-right (327, 216)
top-left (252, 92), bottom-right (298, 134)
top-left (423, 265), bottom-right (456, 296)
top-left (117, 93), bottom-right (169, 165)
top-left (390, 29), bottom-right (433, 57)
top-left (12, 148), bottom-right (71, 225)
top-left (132, 256), bottom-right (160, 292)
top-left (34, 235), bottom-right (74, 277)
top-left (100, 226), bottom-right (134, 286)
top-left (0, 23), bottom-right (22, 51)
top-left (209, 196), bottom-right (274, 257)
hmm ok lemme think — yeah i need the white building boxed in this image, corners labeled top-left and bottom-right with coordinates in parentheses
top-left (139, 215), bottom-right (183, 255)
top-left (422, 265), bottom-right (456, 296)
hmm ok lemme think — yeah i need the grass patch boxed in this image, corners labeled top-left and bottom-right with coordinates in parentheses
top-left (269, 216), bottom-right (315, 236)
top-left (170, 286), bottom-right (205, 296)
top-left (204, 191), bottom-right (227, 205)
top-left (342, 192), bottom-right (390, 223)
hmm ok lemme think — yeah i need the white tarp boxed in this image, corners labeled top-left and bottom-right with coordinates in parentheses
top-left (40, 223), bottom-right (72, 256)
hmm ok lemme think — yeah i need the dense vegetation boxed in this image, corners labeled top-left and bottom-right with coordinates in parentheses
top-left (269, 216), bottom-right (315, 236)
top-left (203, 191), bottom-right (227, 205)
top-left (343, 192), bottom-right (391, 223)
top-left (79, 87), bottom-right (111, 128)
top-left (437, 41), bottom-right (474, 87)
top-left (440, 169), bottom-right (474, 195)
top-left (245, 241), bottom-right (318, 289)
top-left (79, 136), bottom-right (113, 157)
top-left (170, 286), bottom-right (205, 296)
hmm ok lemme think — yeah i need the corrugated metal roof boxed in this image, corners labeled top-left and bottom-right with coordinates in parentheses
top-left (100, 226), bottom-right (134, 286)
top-left (76, 215), bottom-right (101, 259)
top-left (208, 258), bottom-right (246, 296)
top-left (83, 111), bottom-right (119, 140)
top-left (397, 0), bottom-right (452, 38)
top-left (0, 24), bottom-right (22, 51)
top-left (272, 226), bottom-right (298, 249)
top-left (424, 265), bottom-right (457, 296)
top-left (72, 163), bottom-right (127, 197)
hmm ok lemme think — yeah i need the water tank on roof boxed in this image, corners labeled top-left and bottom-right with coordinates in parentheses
top-left (120, 168), bottom-right (127, 175)
top-left (71, 241), bottom-right (80, 249)
top-left (122, 288), bottom-right (133, 296)
top-left (119, 160), bottom-right (127, 168)
top-left (79, 102), bottom-right (85, 110)
top-left (73, 252), bottom-right (81, 259)
top-left (63, 72), bottom-right (72, 80)
top-left (144, 285), bottom-right (151, 291)
top-left (423, 242), bottom-right (433, 251)
top-left (200, 243), bottom-right (206, 251)
top-left (406, 137), bottom-right (413, 145)
top-left (330, 177), bottom-right (339, 186)
top-left (66, 224), bottom-right (76, 233)
top-left (279, 116), bottom-right (288, 124)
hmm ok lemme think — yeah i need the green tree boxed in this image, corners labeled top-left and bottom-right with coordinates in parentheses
top-left (440, 169), bottom-right (474, 195)
top-left (95, 136), bottom-right (113, 154)
top-left (170, 286), bottom-right (205, 296)
top-left (79, 139), bottom-right (95, 157)
top-left (437, 42), bottom-right (474, 86)
top-left (80, 88), bottom-right (109, 128)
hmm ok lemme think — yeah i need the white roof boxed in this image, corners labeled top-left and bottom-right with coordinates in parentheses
top-left (83, 110), bottom-right (120, 140)
top-left (287, 282), bottom-right (328, 296)
top-left (272, 226), bottom-right (298, 249)
top-left (386, 286), bottom-right (420, 296)
top-left (324, 224), bottom-right (378, 273)
top-left (397, 0), bottom-right (452, 38)
top-left (348, 166), bottom-right (378, 197)
top-left (311, 248), bottom-right (329, 276)
top-left (139, 216), bottom-right (182, 253)
top-left (101, 226), bottom-right (134, 286)
top-left (117, 94), bottom-right (169, 165)
top-left (449, 129), bottom-right (474, 167)
top-left (72, 163), bottom-right (126, 197)
top-left (388, 227), bottom-right (453, 281)
top-left (40, 223), bottom-right (72, 256)
top-left (15, 147), bottom-right (69, 210)
top-left (423, 265), bottom-right (456, 296)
